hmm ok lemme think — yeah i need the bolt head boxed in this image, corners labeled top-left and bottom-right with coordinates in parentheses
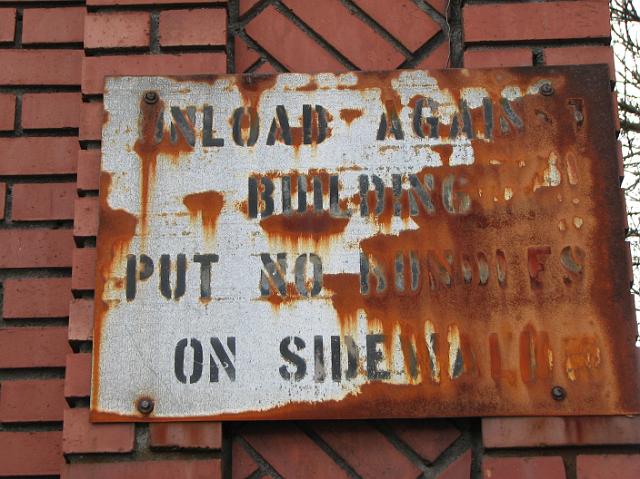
top-left (137, 397), bottom-right (155, 414)
top-left (540, 83), bottom-right (554, 96)
top-left (144, 91), bottom-right (158, 104)
top-left (551, 386), bottom-right (566, 401)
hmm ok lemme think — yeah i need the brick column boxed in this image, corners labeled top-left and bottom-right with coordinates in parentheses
top-left (0, 4), bottom-right (82, 477)
top-left (61, 1), bottom-right (227, 477)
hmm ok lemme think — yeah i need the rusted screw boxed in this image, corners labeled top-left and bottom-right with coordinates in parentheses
top-left (551, 386), bottom-right (566, 401)
top-left (137, 397), bottom-right (155, 414)
top-left (540, 82), bottom-right (554, 96)
top-left (144, 91), bottom-right (158, 104)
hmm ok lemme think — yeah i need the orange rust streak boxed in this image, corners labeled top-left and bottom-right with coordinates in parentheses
top-left (340, 108), bottom-right (363, 125)
top-left (260, 283), bottom-right (301, 309)
top-left (260, 211), bottom-right (349, 239)
top-left (93, 172), bottom-right (138, 409)
top-left (183, 190), bottom-right (225, 240)
top-left (133, 98), bottom-right (194, 238)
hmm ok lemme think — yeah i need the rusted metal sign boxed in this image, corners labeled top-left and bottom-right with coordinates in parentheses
top-left (92, 65), bottom-right (640, 422)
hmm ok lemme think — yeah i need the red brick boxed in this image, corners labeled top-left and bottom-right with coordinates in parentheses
top-left (74, 196), bottom-right (99, 237)
top-left (69, 298), bottom-right (94, 342)
top-left (389, 419), bottom-right (460, 462)
top-left (245, 6), bottom-right (345, 73)
top-left (232, 440), bottom-right (260, 478)
top-left (22, 92), bottom-right (81, 129)
top-left (577, 454), bottom-right (640, 479)
top-left (242, 422), bottom-right (348, 478)
top-left (64, 352), bottom-right (91, 399)
top-left (235, 37), bottom-right (260, 73)
top-left (0, 137), bottom-right (78, 175)
top-left (240, 0), bottom-right (260, 16)
top-left (61, 459), bottom-right (222, 479)
top-left (63, 408), bottom-right (135, 453)
top-left (12, 182), bottom-right (76, 220)
top-left (78, 150), bottom-right (101, 191)
top-left (150, 422), bottom-right (222, 450)
top-left (483, 416), bottom-right (640, 448)
top-left (313, 421), bottom-right (422, 478)
top-left (0, 8), bottom-right (15, 42)
top-left (544, 45), bottom-right (616, 83)
top-left (464, 48), bottom-right (532, 68)
top-left (483, 456), bottom-right (566, 479)
top-left (3, 277), bottom-right (71, 319)
top-left (80, 101), bottom-right (104, 141)
top-left (438, 449), bottom-right (472, 479)
top-left (90, 0), bottom-right (225, 4)
top-left (284, 0), bottom-right (403, 70)
top-left (0, 93), bottom-right (15, 130)
top-left (22, 7), bottom-right (84, 44)
top-left (0, 379), bottom-right (66, 422)
top-left (464, 2), bottom-right (610, 43)
top-left (72, 247), bottom-right (96, 291)
top-left (0, 327), bottom-right (71, 368)
top-left (0, 229), bottom-right (74, 268)
top-left (160, 9), bottom-right (226, 47)
top-left (85, 11), bottom-right (150, 49)
top-left (0, 431), bottom-right (62, 476)
top-left (415, 40), bottom-right (449, 69)
top-left (353, 0), bottom-right (440, 51)
top-left (0, 182), bottom-right (5, 219)
top-left (0, 50), bottom-right (82, 85)
top-left (617, 140), bottom-right (624, 184)
top-left (613, 91), bottom-right (621, 133)
top-left (254, 62), bottom-right (277, 74)
top-left (82, 53), bottom-right (226, 94)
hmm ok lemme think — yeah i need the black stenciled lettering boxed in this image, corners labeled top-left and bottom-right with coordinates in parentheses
top-left (294, 253), bottom-right (322, 297)
top-left (210, 337), bottom-right (236, 382)
top-left (193, 254), bottom-right (219, 299)
top-left (248, 176), bottom-right (275, 219)
top-left (126, 254), bottom-right (137, 301)
top-left (248, 177), bottom-right (258, 218)
top-left (314, 336), bottom-right (325, 383)
top-left (203, 105), bottom-right (224, 147)
top-left (160, 254), bottom-right (186, 300)
top-left (366, 334), bottom-right (390, 380)
top-left (297, 175), bottom-right (307, 213)
top-left (408, 173), bottom-right (435, 216)
top-left (260, 177), bottom-right (275, 218)
top-left (376, 101), bottom-right (404, 140)
top-left (266, 105), bottom-right (292, 145)
top-left (279, 336), bottom-right (307, 381)
top-left (170, 106), bottom-right (196, 146)
top-left (313, 176), bottom-right (323, 211)
top-left (260, 253), bottom-right (287, 296)
top-left (125, 254), bottom-right (154, 301)
top-left (231, 106), bottom-right (259, 146)
top-left (174, 338), bottom-right (203, 384)
top-left (282, 175), bottom-right (292, 214)
top-left (303, 104), bottom-right (313, 144)
top-left (360, 253), bottom-right (386, 295)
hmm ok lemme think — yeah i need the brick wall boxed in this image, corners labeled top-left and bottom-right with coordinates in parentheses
top-left (0, 1), bottom-right (637, 478)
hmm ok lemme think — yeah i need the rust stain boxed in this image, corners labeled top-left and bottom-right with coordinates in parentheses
top-left (296, 78), bottom-right (318, 92)
top-left (183, 190), bottom-right (225, 241)
top-left (340, 108), bottom-right (363, 126)
top-left (92, 172), bottom-right (138, 410)
top-left (237, 73), bottom-right (278, 109)
top-left (260, 210), bottom-right (349, 242)
top-left (133, 97), bottom-right (194, 238)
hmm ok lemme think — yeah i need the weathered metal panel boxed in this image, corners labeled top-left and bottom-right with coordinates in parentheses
top-left (92, 65), bottom-right (640, 421)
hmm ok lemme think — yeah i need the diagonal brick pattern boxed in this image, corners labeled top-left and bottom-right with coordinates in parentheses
top-left (232, 0), bottom-right (449, 73)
